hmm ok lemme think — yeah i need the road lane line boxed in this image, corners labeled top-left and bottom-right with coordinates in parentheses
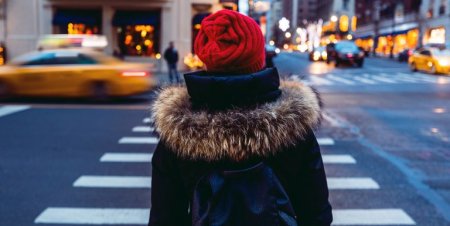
top-left (326, 75), bottom-right (356, 85)
top-left (73, 176), bottom-right (151, 188)
top-left (0, 105), bottom-right (30, 118)
top-left (332, 209), bottom-right (416, 225)
top-left (132, 126), bottom-right (154, 132)
top-left (373, 74), bottom-right (398, 83)
top-left (34, 207), bottom-right (150, 225)
top-left (323, 155), bottom-right (356, 164)
top-left (100, 153), bottom-right (153, 162)
top-left (327, 177), bottom-right (380, 189)
top-left (317, 138), bottom-right (335, 145)
top-left (119, 137), bottom-right (159, 144)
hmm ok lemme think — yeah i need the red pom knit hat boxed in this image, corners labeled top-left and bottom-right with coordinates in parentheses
top-left (194, 10), bottom-right (266, 74)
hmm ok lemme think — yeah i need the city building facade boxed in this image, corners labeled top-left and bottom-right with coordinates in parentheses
top-left (353, 0), bottom-right (449, 56)
top-left (0, 0), bottom-right (233, 70)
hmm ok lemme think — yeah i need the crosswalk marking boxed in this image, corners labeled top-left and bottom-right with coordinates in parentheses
top-left (34, 207), bottom-right (150, 225)
top-left (143, 117), bottom-right (153, 124)
top-left (332, 209), bottom-right (416, 225)
top-left (396, 73), bottom-right (422, 83)
top-left (370, 75), bottom-right (397, 83)
top-left (310, 76), bottom-right (334, 85)
top-left (0, 105), bottom-right (30, 118)
top-left (100, 153), bottom-right (153, 162)
top-left (327, 74), bottom-right (356, 85)
top-left (327, 177), bottom-right (380, 189)
top-left (323, 154), bottom-right (356, 164)
top-left (353, 76), bottom-right (377, 84)
top-left (73, 176), bottom-right (151, 188)
top-left (132, 126), bottom-right (154, 132)
top-left (317, 137), bottom-right (335, 145)
top-left (411, 73), bottom-right (437, 82)
top-left (302, 72), bottom-right (447, 86)
top-left (119, 137), bottom-right (159, 144)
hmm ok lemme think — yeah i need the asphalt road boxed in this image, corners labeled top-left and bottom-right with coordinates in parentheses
top-left (0, 53), bottom-right (449, 225)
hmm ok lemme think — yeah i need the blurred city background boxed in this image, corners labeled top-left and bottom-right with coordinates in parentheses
top-left (0, 0), bottom-right (450, 225)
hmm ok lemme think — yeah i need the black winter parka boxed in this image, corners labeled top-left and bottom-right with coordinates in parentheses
top-left (149, 68), bottom-right (332, 226)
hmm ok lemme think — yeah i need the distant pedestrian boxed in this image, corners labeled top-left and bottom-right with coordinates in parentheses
top-left (163, 41), bottom-right (180, 84)
top-left (149, 9), bottom-right (332, 226)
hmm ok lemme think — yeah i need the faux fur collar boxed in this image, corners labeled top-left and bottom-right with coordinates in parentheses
top-left (152, 81), bottom-right (321, 161)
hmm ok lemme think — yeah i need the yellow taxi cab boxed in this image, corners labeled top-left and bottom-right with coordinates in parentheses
top-left (0, 49), bottom-right (156, 99)
top-left (409, 47), bottom-right (450, 75)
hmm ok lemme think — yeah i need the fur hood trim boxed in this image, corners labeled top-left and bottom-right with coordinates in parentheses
top-left (152, 81), bottom-right (321, 161)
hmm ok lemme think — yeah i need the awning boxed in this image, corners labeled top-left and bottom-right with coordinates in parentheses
top-left (52, 9), bottom-right (101, 25)
top-left (112, 11), bottom-right (159, 26)
top-left (192, 13), bottom-right (211, 25)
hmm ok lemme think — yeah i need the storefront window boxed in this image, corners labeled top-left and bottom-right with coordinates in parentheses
top-left (118, 25), bottom-right (157, 57)
top-left (425, 27), bottom-right (446, 44)
top-left (67, 23), bottom-right (98, 35)
top-left (113, 10), bottom-right (160, 57)
top-left (52, 9), bottom-right (102, 35)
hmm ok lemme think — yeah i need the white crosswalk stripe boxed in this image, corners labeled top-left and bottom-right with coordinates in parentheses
top-left (327, 74), bottom-right (356, 85)
top-left (0, 105), bottom-right (30, 118)
top-left (327, 177), bottom-right (380, 189)
top-left (317, 137), bottom-right (335, 145)
top-left (35, 207), bottom-right (150, 225)
top-left (323, 154), bottom-right (356, 164)
top-left (371, 75), bottom-right (398, 83)
top-left (100, 153), bottom-right (153, 162)
top-left (73, 175), bottom-right (151, 188)
top-left (132, 126), bottom-right (154, 132)
top-left (310, 76), bottom-right (334, 85)
top-left (143, 117), bottom-right (153, 124)
top-left (301, 72), bottom-right (448, 86)
top-left (411, 73), bottom-right (437, 82)
top-left (332, 209), bottom-right (416, 225)
top-left (119, 137), bottom-right (159, 144)
top-left (352, 76), bottom-right (378, 84)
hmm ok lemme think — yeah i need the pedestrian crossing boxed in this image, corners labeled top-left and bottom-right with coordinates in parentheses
top-left (33, 115), bottom-right (416, 225)
top-left (299, 72), bottom-right (449, 86)
top-left (0, 105), bottom-right (30, 118)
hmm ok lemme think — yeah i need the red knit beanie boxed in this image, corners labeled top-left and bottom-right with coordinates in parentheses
top-left (194, 10), bottom-right (266, 74)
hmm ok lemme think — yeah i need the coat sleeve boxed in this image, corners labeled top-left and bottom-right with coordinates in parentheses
top-left (148, 142), bottom-right (190, 226)
top-left (295, 131), bottom-right (333, 226)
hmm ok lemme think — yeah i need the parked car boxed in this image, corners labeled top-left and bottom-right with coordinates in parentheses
top-left (326, 41), bottom-right (364, 67)
top-left (398, 49), bottom-right (413, 62)
top-left (409, 47), bottom-right (450, 74)
top-left (309, 46), bottom-right (327, 62)
top-left (0, 49), bottom-right (156, 99)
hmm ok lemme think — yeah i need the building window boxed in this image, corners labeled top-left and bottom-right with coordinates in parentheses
top-left (427, 0), bottom-right (435, 18)
top-left (343, 0), bottom-right (349, 10)
top-left (439, 0), bottom-right (447, 15)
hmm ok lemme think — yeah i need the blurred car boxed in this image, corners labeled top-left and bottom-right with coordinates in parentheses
top-left (0, 49), bottom-right (155, 99)
top-left (326, 41), bottom-right (364, 67)
top-left (409, 47), bottom-right (450, 74)
top-left (309, 46), bottom-right (327, 62)
top-left (398, 49), bottom-right (413, 62)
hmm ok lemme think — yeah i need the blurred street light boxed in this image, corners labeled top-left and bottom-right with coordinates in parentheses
top-left (330, 15), bottom-right (338, 22)
top-left (279, 17), bottom-right (290, 32)
top-left (285, 32), bottom-right (292, 38)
